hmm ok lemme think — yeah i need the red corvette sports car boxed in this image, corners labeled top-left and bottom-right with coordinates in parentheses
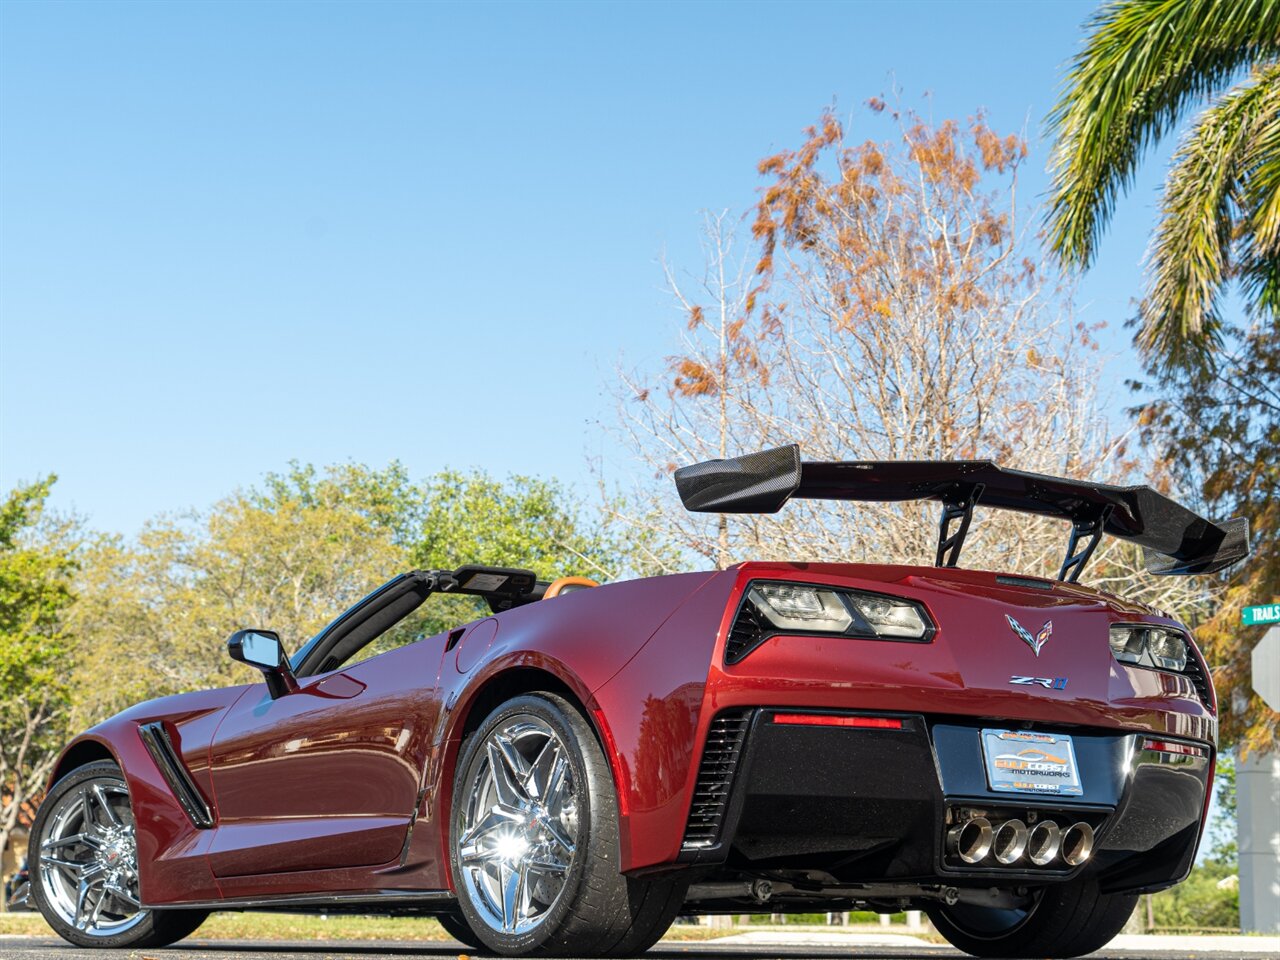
top-left (24, 446), bottom-right (1248, 957)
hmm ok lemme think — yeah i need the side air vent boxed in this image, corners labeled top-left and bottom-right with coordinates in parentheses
top-left (138, 722), bottom-right (214, 828)
top-left (725, 600), bottom-right (770, 664)
top-left (1182, 652), bottom-right (1215, 714)
top-left (682, 710), bottom-right (752, 850)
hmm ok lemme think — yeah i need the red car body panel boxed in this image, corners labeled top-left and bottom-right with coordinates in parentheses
top-left (48, 560), bottom-right (1216, 908)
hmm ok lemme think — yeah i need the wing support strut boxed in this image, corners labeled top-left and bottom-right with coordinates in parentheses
top-left (935, 483), bottom-right (984, 568)
top-left (1058, 503), bottom-right (1114, 583)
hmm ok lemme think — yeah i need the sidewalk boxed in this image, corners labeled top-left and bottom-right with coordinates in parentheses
top-left (706, 929), bottom-right (1280, 954)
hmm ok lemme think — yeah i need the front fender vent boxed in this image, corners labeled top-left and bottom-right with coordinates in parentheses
top-left (681, 710), bottom-right (751, 850)
top-left (138, 722), bottom-right (214, 829)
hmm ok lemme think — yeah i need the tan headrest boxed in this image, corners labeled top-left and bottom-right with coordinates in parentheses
top-left (543, 576), bottom-right (600, 599)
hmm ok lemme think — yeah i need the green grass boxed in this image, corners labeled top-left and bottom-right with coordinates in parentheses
top-left (0, 911), bottom-right (742, 942)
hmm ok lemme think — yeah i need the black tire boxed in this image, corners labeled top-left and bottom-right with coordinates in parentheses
top-left (926, 879), bottom-right (1137, 958)
top-left (30, 759), bottom-right (210, 949)
top-left (436, 909), bottom-right (485, 949)
top-left (448, 692), bottom-right (686, 957)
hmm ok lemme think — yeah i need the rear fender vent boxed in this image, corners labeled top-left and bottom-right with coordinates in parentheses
top-left (725, 600), bottom-right (769, 664)
top-left (681, 710), bottom-right (752, 850)
top-left (1181, 650), bottom-right (1215, 714)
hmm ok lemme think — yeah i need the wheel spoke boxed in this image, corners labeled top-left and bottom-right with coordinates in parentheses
top-left (499, 861), bottom-right (526, 932)
top-left (79, 787), bottom-right (105, 834)
top-left (525, 851), bottom-right (569, 875)
top-left (542, 817), bottom-right (575, 856)
top-left (40, 854), bottom-right (93, 877)
top-left (460, 808), bottom-right (519, 847)
top-left (486, 742), bottom-right (528, 808)
top-left (527, 739), bottom-right (560, 800)
top-left (88, 886), bottom-right (109, 928)
top-left (73, 876), bottom-right (104, 930)
top-left (105, 883), bottom-right (140, 910)
top-left (43, 833), bottom-right (103, 852)
top-left (91, 784), bottom-right (123, 828)
top-left (494, 733), bottom-right (532, 783)
top-left (544, 754), bottom-right (571, 811)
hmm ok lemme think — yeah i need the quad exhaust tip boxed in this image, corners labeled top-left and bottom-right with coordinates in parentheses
top-left (1027, 820), bottom-right (1062, 866)
top-left (992, 819), bottom-right (1029, 865)
top-left (1061, 822), bottom-right (1095, 866)
top-left (948, 815), bottom-right (1092, 867)
top-left (948, 817), bottom-right (994, 864)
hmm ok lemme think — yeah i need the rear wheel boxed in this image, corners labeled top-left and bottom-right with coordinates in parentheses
top-left (926, 879), bottom-right (1137, 958)
top-left (30, 760), bottom-right (209, 948)
top-left (448, 692), bottom-right (686, 956)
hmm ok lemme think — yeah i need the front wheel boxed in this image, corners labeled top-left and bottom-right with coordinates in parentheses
top-left (926, 879), bottom-right (1137, 958)
top-left (448, 692), bottom-right (686, 957)
top-left (435, 909), bottom-right (484, 949)
top-left (29, 760), bottom-right (209, 948)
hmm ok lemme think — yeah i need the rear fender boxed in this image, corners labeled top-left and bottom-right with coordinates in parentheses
top-left (429, 571), bottom-right (732, 882)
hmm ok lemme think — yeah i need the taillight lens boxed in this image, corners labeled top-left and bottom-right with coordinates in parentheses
top-left (846, 593), bottom-right (931, 639)
top-left (726, 581), bottom-right (935, 663)
top-left (750, 584), bottom-right (853, 632)
top-left (1108, 625), bottom-right (1190, 673)
top-left (1108, 626), bottom-right (1147, 664)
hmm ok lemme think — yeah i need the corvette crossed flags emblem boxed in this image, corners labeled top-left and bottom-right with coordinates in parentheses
top-left (1006, 614), bottom-right (1053, 657)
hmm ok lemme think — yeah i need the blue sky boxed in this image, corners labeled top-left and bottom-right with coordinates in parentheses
top-left (1, 0), bottom-right (1171, 535)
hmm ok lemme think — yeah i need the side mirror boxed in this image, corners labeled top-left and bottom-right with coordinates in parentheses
top-left (228, 629), bottom-right (298, 699)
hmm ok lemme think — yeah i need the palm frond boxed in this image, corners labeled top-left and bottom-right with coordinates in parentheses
top-left (1243, 84), bottom-right (1280, 256)
top-left (1047, 0), bottom-right (1280, 268)
top-left (1141, 62), bottom-right (1280, 368)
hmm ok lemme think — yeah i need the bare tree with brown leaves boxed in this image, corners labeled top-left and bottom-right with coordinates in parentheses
top-left (613, 103), bottom-right (1200, 617)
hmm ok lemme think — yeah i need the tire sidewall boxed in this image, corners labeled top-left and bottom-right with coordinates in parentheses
top-left (448, 693), bottom-right (605, 955)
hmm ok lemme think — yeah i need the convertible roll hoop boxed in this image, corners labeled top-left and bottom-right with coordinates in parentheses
top-left (673, 444), bottom-right (1250, 578)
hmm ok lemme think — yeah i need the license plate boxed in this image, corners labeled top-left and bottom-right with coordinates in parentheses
top-left (981, 729), bottom-right (1083, 796)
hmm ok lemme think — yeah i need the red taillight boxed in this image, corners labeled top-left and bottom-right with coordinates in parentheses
top-left (771, 713), bottom-right (903, 730)
top-left (1142, 738), bottom-right (1206, 757)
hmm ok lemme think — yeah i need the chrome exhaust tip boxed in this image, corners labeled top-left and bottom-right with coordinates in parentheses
top-left (948, 816), bottom-right (994, 864)
top-left (1027, 820), bottom-right (1062, 866)
top-left (1061, 822), bottom-right (1095, 866)
top-left (993, 819), bottom-right (1029, 865)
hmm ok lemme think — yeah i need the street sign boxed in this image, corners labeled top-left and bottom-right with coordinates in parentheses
top-left (1243, 604), bottom-right (1280, 626)
top-left (1253, 626), bottom-right (1280, 712)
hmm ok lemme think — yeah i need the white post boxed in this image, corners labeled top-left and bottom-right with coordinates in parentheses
top-left (1237, 748), bottom-right (1280, 933)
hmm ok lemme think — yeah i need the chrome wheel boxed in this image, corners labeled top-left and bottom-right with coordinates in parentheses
top-left (456, 715), bottom-right (578, 935)
top-left (37, 776), bottom-right (145, 937)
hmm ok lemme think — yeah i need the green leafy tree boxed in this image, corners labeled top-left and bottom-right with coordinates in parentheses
top-left (1150, 859), bottom-right (1239, 930)
top-left (1207, 752), bottom-right (1238, 865)
top-left (70, 464), bottom-right (672, 726)
top-left (408, 469), bottom-right (673, 634)
top-left (1047, 0), bottom-right (1280, 368)
top-left (69, 463), bottom-right (408, 725)
top-left (0, 477), bottom-right (77, 889)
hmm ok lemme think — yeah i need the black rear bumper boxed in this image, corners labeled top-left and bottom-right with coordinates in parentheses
top-left (678, 708), bottom-right (1210, 895)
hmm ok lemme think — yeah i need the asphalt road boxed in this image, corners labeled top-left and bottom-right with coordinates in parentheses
top-left (0, 937), bottom-right (1275, 960)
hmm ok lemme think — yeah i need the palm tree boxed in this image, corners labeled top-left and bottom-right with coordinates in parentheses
top-left (1046, 0), bottom-right (1280, 370)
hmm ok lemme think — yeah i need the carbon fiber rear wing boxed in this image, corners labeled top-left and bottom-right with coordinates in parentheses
top-left (673, 445), bottom-right (1250, 579)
